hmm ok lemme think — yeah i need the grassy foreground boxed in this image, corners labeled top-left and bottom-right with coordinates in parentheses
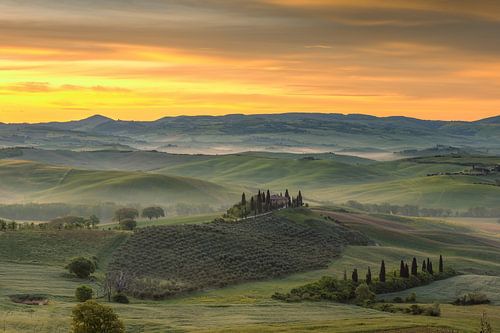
top-left (0, 209), bottom-right (499, 332)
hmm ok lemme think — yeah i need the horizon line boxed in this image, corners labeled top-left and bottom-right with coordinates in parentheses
top-left (2, 112), bottom-right (499, 125)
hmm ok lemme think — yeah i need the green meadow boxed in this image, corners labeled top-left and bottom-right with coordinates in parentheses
top-left (1, 209), bottom-right (499, 332)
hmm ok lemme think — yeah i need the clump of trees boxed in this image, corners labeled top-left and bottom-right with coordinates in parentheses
top-left (453, 292), bottom-right (490, 306)
top-left (226, 189), bottom-right (304, 219)
top-left (47, 215), bottom-right (100, 230)
top-left (67, 257), bottom-right (96, 279)
top-left (273, 255), bottom-right (454, 317)
top-left (141, 207), bottom-right (165, 220)
top-left (113, 208), bottom-right (139, 230)
top-left (70, 300), bottom-right (124, 333)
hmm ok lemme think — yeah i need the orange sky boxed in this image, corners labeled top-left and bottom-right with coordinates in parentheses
top-left (1, 0), bottom-right (499, 122)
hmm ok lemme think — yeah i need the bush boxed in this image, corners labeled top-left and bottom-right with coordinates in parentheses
top-left (119, 219), bottom-right (137, 231)
top-left (355, 283), bottom-right (375, 304)
top-left (67, 257), bottom-right (96, 279)
top-left (425, 303), bottom-right (441, 317)
top-left (75, 286), bottom-right (93, 302)
top-left (112, 293), bottom-right (129, 304)
top-left (71, 300), bottom-right (124, 333)
top-left (453, 292), bottom-right (490, 305)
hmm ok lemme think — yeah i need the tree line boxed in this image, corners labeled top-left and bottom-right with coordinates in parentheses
top-left (226, 189), bottom-right (304, 219)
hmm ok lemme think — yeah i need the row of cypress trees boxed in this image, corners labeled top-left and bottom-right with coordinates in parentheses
top-left (346, 255), bottom-right (444, 283)
top-left (241, 189), bottom-right (303, 216)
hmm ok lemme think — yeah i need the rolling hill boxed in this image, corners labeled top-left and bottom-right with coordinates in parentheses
top-left (1, 113), bottom-right (499, 154)
top-left (0, 159), bottom-right (236, 206)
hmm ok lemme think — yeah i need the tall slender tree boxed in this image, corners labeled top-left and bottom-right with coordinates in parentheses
top-left (379, 260), bottom-right (386, 282)
top-left (266, 190), bottom-right (271, 211)
top-left (352, 269), bottom-right (359, 283)
top-left (297, 190), bottom-right (303, 206)
top-left (428, 261), bottom-right (434, 275)
top-left (439, 255), bottom-right (444, 273)
top-left (366, 267), bottom-right (372, 285)
top-left (404, 263), bottom-right (410, 278)
top-left (400, 260), bottom-right (405, 278)
top-left (411, 257), bottom-right (418, 276)
top-left (250, 196), bottom-right (256, 216)
top-left (422, 260), bottom-right (427, 272)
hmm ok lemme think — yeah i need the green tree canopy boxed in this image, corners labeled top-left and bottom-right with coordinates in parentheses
top-left (70, 300), bottom-right (124, 333)
top-left (114, 208), bottom-right (139, 222)
top-left (67, 257), bottom-right (96, 279)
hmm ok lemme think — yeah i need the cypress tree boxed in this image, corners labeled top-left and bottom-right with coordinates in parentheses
top-left (343, 269), bottom-right (347, 281)
top-left (266, 190), bottom-right (271, 210)
top-left (428, 261), bottom-right (434, 275)
top-left (404, 263), bottom-right (410, 278)
top-left (352, 269), bottom-right (358, 283)
top-left (297, 191), bottom-right (303, 206)
top-left (379, 260), bottom-right (386, 282)
top-left (411, 257), bottom-right (418, 276)
top-left (241, 192), bottom-right (246, 206)
top-left (426, 257), bottom-right (430, 271)
top-left (399, 260), bottom-right (405, 277)
top-left (250, 197), bottom-right (256, 215)
top-left (439, 255), bottom-right (444, 273)
top-left (422, 260), bottom-right (427, 272)
top-left (366, 267), bottom-right (372, 285)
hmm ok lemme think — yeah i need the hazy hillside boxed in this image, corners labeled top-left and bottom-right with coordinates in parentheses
top-left (0, 160), bottom-right (236, 206)
top-left (2, 113), bottom-right (499, 154)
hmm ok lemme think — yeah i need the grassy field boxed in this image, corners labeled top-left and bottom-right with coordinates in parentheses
top-left (1, 209), bottom-right (499, 332)
top-left (1, 152), bottom-right (499, 211)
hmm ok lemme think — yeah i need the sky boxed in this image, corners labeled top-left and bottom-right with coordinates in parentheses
top-left (1, 0), bottom-right (500, 123)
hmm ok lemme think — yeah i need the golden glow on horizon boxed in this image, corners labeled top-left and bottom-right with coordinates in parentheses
top-left (1, 1), bottom-right (499, 123)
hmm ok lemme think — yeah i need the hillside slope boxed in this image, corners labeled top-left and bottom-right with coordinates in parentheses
top-left (0, 160), bottom-right (236, 205)
top-left (108, 209), bottom-right (372, 298)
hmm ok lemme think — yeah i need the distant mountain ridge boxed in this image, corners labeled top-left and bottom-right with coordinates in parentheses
top-left (1, 113), bottom-right (499, 154)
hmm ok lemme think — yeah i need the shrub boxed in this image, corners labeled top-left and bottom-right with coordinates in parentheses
top-left (67, 257), bottom-right (96, 279)
top-left (425, 303), bottom-right (441, 317)
top-left (112, 293), bottom-right (129, 304)
top-left (70, 300), bottom-right (124, 333)
top-left (453, 292), bottom-right (490, 305)
top-left (355, 283), bottom-right (375, 304)
top-left (75, 286), bottom-right (93, 302)
top-left (119, 219), bottom-right (137, 231)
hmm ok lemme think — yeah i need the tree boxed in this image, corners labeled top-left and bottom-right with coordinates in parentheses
top-left (428, 261), bottom-right (434, 275)
top-left (439, 254), bottom-right (444, 273)
top-left (119, 219), bottom-right (137, 231)
top-left (67, 257), bottom-right (96, 279)
top-left (114, 208), bottom-right (139, 222)
top-left (404, 263), bottom-right (410, 278)
top-left (75, 286), bottom-right (93, 302)
top-left (250, 197), bottom-right (256, 215)
top-left (343, 269), bottom-right (347, 281)
top-left (141, 207), bottom-right (165, 220)
top-left (70, 300), bottom-right (124, 333)
top-left (241, 192), bottom-right (246, 206)
top-left (400, 260), bottom-right (405, 278)
top-left (266, 190), bottom-right (271, 211)
top-left (87, 215), bottom-right (100, 229)
top-left (0, 219), bottom-right (6, 231)
top-left (411, 257), bottom-right (418, 276)
top-left (352, 269), bottom-right (359, 283)
top-left (379, 260), bottom-right (386, 282)
top-left (355, 283), bottom-right (375, 303)
top-left (297, 191), bottom-right (303, 207)
top-left (422, 260), bottom-right (427, 272)
top-left (366, 267), bottom-right (372, 285)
